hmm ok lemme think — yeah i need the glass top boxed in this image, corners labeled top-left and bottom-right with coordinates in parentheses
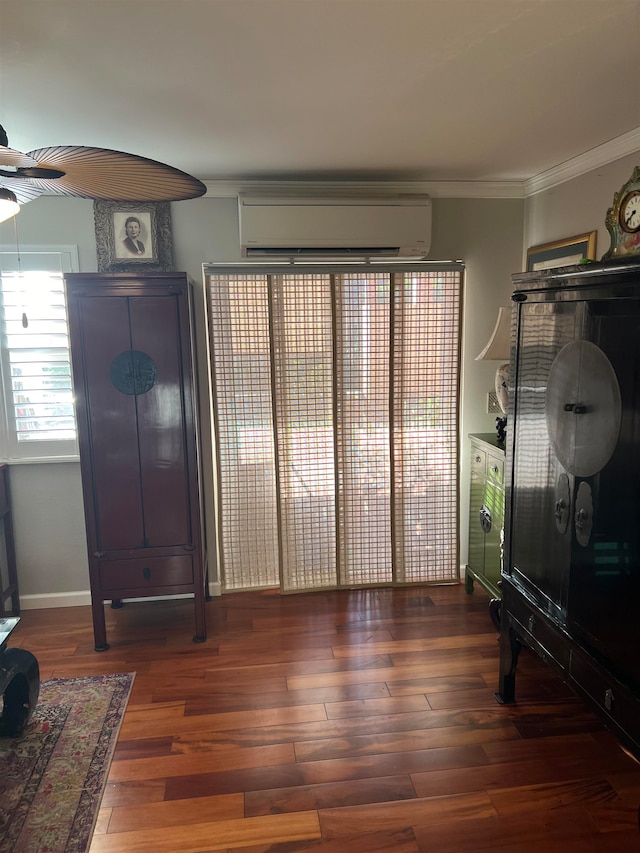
top-left (0, 616), bottom-right (20, 649)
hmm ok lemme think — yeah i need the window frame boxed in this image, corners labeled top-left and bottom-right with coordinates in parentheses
top-left (0, 245), bottom-right (80, 462)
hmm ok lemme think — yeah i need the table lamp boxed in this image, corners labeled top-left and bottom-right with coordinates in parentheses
top-left (476, 306), bottom-right (511, 442)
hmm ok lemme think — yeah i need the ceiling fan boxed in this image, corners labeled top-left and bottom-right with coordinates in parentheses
top-left (0, 123), bottom-right (207, 221)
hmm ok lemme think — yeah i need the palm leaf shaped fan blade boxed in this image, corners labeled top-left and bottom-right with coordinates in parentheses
top-left (0, 124), bottom-right (207, 206)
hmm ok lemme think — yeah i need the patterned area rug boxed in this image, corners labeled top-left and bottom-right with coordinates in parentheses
top-left (0, 673), bottom-right (135, 853)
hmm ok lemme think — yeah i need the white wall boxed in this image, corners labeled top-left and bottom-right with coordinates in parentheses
top-left (4, 154), bottom-right (637, 606)
top-left (430, 198), bottom-right (523, 565)
top-left (7, 461), bottom-right (89, 605)
top-left (524, 153), bottom-right (639, 262)
top-left (2, 191), bottom-right (525, 604)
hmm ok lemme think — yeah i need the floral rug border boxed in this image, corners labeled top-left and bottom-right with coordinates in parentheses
top-left (0, 672), bottom-right (135, 853)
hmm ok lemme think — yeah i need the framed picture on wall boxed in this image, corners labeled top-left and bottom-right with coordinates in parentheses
top-left (94, 201), bottom-right (174, 272)
top-left (526, 231), bottom-right (597, 272)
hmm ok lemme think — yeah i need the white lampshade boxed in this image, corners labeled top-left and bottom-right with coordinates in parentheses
top-left (0, 187), bottom-right (20, 224)
top-left (476, 307), bottom-right (511, 418)
top-left (475, 307), bottom-right (511, 362)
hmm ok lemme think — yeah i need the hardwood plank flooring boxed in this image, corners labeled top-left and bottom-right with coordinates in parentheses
top-left (10, 584), bottom-right (640, 852)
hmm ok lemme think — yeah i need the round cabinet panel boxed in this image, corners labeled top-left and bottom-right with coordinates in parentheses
top-left (545, 340), bottom-right (621, 477)
top-left (110, 350), bottom-right (157, 396)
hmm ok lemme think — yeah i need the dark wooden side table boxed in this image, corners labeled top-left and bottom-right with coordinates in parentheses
top-left (0, 617), bottom-right (40, 736)
top-left (0, 463), bottom-right (20, 617)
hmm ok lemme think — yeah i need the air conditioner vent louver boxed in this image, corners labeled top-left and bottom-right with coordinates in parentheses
top-left (239, 194), bottom-right (431, 259)
top-left (244, 246), bottom-right (400, 258)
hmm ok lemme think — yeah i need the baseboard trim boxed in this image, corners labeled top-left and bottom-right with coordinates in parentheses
top-left (19, 581), bottom-right (223, 610)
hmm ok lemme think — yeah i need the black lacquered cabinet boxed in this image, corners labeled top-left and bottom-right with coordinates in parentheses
top-left (497, 257), bottom-right (640, 760)
top-left (65, 273), bottom-right (207, 651)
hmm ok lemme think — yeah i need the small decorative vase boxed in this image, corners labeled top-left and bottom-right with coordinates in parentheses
top-left (495, 362), bottom-right (509, 414)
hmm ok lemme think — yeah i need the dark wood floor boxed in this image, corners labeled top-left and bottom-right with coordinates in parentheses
top-left (11, 583), bottom-right (640, 852)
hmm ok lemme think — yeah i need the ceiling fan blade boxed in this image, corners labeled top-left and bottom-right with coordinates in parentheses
top-left (0, 177), bottom-right (45, 205)
top-left (0, 145), bottom-right (39, 168)
top-left (23, 145), bottom-right (207, 202)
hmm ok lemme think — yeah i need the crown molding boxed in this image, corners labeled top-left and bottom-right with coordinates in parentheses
top-left (524, 128), bottom-right (640, 197)
top-left (24, 132), bottom-right (637, 203)
top-left (203, 130), bottom-right (640, 201)
top-left (202, 179), bottom-right (525, 199)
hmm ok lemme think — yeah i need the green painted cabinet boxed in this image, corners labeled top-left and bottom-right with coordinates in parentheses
top-left (465, 434), bottom-right (504, 621)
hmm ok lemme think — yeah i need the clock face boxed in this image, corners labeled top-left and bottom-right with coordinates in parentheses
top-left (602, 166), bottom-right (640, 260)
top-left (620, 190), bottom-right (640, 233)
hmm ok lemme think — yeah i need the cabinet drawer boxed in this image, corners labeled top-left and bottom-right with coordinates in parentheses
top-left (486, 455), bottom-right (504, 485)
top-left (98, 555), bottom-right (194, 592)
top-left (569, 648), bottom-right (640, 750)
top-left (507, 588), bottom-right (570, 671)
top-left (471, 447), bottom-right (486, 475)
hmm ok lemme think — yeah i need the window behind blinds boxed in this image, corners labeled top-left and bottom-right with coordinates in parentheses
top-left (0, 247), bottom-right (79, 460)
top-left (206, 262), bottom-right (462, 593)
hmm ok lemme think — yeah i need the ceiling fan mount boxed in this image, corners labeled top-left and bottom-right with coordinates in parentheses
top-left (0, 124), bottom-right (207, 206)
top-left (1, 166), bottom-right (66, 180)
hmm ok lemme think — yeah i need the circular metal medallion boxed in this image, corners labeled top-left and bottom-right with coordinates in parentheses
top-left (545, 340), bottom-right (621, 477)
top-left (109, 350), bottom-right (157, 395)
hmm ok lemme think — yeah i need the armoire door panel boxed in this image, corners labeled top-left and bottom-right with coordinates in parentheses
top-left (128, 295), bottom-right (191, 547)
top-left (567, 303), bottom-right (640, 687)
top-left (79, 296), bottom-right (145, 550)
top-left (66, 272), bottom-right (207, 652)
top-left (509, 303), bottom-right (577, 616)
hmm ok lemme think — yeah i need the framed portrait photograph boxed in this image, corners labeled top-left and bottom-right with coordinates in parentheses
top-left (94, 201), bottom-right (174, 272)
top-left (526, 231), bottom-right (597, 272)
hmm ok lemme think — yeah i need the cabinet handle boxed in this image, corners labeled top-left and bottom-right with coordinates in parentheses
top-left (564, 402), bottom-right (588, 414)
top-left (575, 508), bottom-right (590, 530)
top-left (475, 455), bottom-right (482, 463)
top-left (528, 614), bottom-right (536, 633)
top-left (143, 567), bottom-right (151, 580)
top-left (490, 465), bottom-right (498, 474)
top-left (604, 689), bottom-right (615, 712)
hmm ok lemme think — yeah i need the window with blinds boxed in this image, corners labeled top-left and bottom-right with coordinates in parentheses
top-left (0, 247), bottom-right (79, 460)
top-left (206, 262), bottom-right (462, 593)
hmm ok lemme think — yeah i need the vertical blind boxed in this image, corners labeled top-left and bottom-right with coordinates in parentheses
top-left (206, 262), bottom-right (462, 592)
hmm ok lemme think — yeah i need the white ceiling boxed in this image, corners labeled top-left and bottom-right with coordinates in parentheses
top-left (1, 0), bottom-right (639, 196)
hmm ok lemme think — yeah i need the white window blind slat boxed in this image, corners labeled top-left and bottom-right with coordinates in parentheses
top-left (0, 248), bottom-right (79, 459)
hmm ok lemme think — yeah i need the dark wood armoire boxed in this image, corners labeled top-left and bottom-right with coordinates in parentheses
top-left (497, 256), bottom-right (640, 760)
top-left (65, 272), bottom-right (207, 651)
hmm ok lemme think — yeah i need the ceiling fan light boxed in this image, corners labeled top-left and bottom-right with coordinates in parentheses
top-left (0, 187), bottom-right (20, 223)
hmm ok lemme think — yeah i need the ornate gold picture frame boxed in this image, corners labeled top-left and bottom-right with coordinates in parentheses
top-left (526, 231), bottom-right (597, 272)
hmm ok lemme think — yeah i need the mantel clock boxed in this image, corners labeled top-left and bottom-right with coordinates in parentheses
top-left (602, 165), bottom-right (640, 259)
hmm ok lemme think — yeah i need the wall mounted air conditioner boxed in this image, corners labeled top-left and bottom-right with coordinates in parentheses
top-left (238, 194), bottom-right (431, 258)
